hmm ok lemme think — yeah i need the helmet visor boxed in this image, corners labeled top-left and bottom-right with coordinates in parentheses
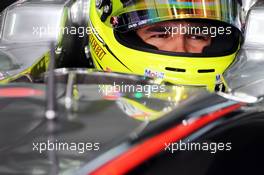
top-left (109, 0), bottom-right (240, 32)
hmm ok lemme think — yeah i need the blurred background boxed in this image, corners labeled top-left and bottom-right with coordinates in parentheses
top-left (0, 1), bottom-right (17, 12)
top-left (0, 0), bottom-right (91, 68)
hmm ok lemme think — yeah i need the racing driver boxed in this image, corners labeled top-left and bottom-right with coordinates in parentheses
top-left (88, 0), bottom-right (242, 91)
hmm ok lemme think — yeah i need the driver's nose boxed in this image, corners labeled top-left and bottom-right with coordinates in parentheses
top-left (166, 34), bottom-right (187, 53)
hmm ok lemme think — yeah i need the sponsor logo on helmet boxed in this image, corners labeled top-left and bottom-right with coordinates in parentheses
top-left (106, 67), bottom-right (112, 72)
top-left (144, 69), bottom-right (165, 79)
top-left (89, 34), bottom-right (106, 60)
top-left (215, 74), bottom-right (226, 92)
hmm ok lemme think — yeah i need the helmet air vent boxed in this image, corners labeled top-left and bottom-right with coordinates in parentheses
top-left (165, 67), bottom-right (186, 73)
top-left (198, 69), bottom-right (215, 73)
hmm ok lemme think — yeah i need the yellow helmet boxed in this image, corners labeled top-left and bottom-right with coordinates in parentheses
top-left (88, 0), bottom-right (242, 91)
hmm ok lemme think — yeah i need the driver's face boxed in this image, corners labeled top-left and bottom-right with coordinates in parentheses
top-left (136, 21), bottom-right (212, 53)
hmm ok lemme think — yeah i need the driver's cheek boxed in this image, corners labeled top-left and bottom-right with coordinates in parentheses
top-left (145, 38), bottom-right (170, 50)
top-left (185, 39), bottom-right (210, 53)
top-left (157, 37), bottom-right (187, 53)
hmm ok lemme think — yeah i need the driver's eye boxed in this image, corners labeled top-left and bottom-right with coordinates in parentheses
top-left (151, 34), bottom-right (171, 38)
top-left (186, 34), bottom-right (210, 41)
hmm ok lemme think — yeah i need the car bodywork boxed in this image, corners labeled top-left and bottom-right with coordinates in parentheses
top-left (223, 0), bottom-right (264, 98)
top-left (0, 70), bottom-right (246, 175)
top-left (0, 0), bottom-right (74, 83)
top-left (0, 68), bottom-right (263, 175)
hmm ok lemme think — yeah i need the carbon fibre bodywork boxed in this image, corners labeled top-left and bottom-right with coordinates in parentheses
top-left (0, 69), bottom-right (247, 175)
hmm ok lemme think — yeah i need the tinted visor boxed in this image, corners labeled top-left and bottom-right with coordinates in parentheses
top-left (115, 19), bottom-right (241, 56)
top-left (109, 0), bottom-right (241, 33)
